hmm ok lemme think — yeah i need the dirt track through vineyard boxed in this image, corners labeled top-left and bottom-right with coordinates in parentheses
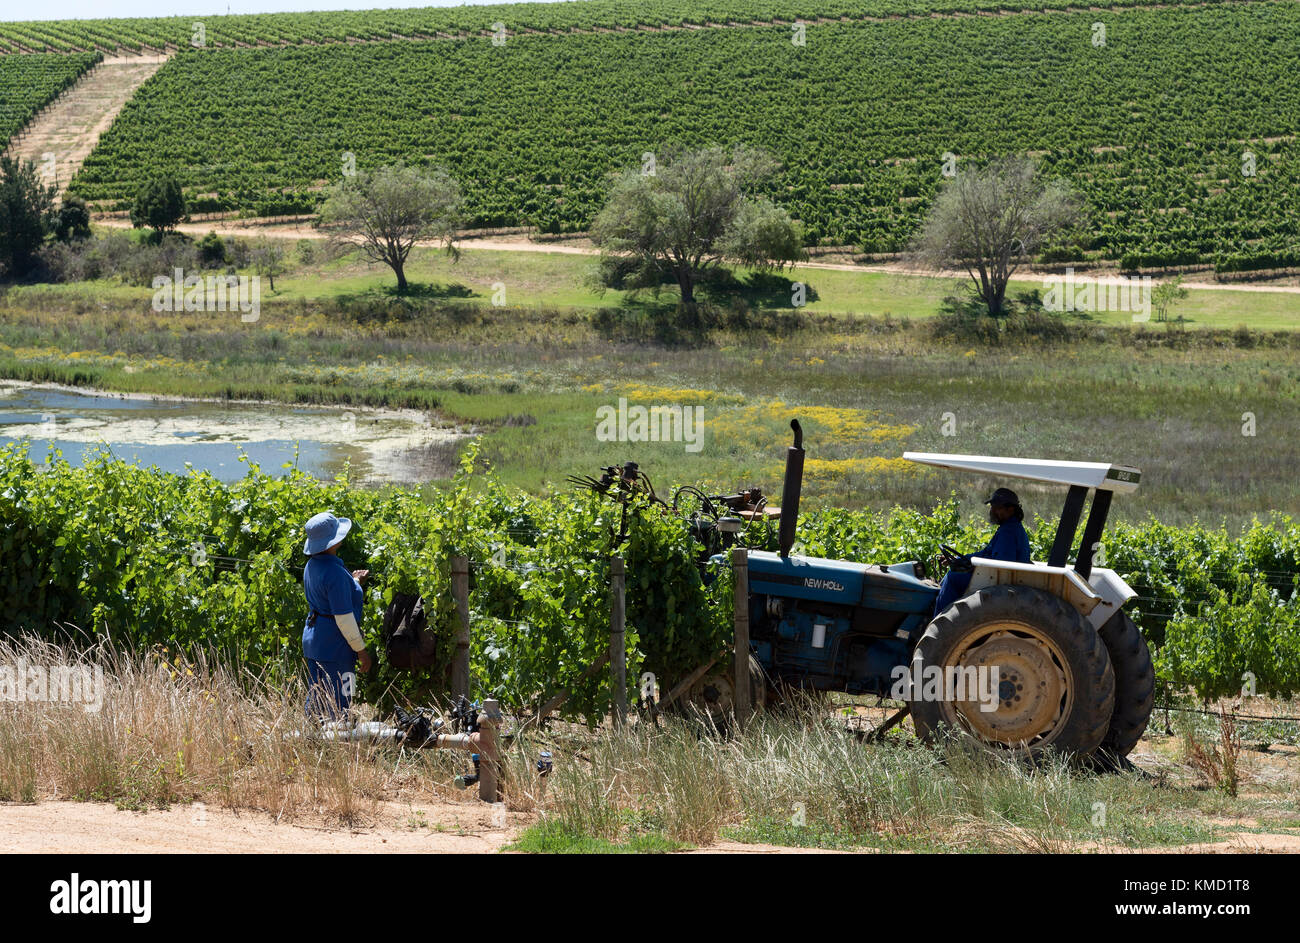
top-left (7, 56), bottom-right (166, 195)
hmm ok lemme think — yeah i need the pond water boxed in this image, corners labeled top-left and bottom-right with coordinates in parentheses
top-left (0, 381), bottom-right (467, 485)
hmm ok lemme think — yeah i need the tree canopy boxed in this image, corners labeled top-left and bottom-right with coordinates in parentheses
top-left (130, 176), bottom-right (187, 241)
top-left (318, 162), bottom-right (462, 293)
top-left (911, 156), bottom-right (1082, 316)
top-left (0, 156), bottom-right (56, 281)
top-left (590, 146), bottom-right (803, 307)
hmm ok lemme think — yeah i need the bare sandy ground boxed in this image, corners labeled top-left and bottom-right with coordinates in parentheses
top-left (0, 799), bottom-right (848, 854)
top-left (2, 794), bottom-right (1295, 853)
top-left (0, 798), bottom-right (516, 853)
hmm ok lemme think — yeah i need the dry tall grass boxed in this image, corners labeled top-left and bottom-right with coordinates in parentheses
top-left (0, 635), bottom-right (461, 823)
top-left (1180, 707), bottom-right (1244, 797)
top-left (3, 635), bottom-right (1287, 850)
top-left (499, 700), bottom-right (1230, 851)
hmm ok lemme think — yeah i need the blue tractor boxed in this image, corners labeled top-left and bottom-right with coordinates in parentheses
top-left (727, 420), bottom-right (1154, 762)
top-left (578, 421), bottom-right (1154, 761)
top-left (572, 420), bottom-right (1151, 763)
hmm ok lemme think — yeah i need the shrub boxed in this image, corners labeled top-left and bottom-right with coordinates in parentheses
top-left (197, 231), bottom-right (227, 267)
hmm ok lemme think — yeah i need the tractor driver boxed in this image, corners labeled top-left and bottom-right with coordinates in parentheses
top-left (932, 487), bottom-right (1032, 617)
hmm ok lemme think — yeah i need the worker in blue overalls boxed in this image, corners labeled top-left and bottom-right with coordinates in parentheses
top-left (301, 511), bottom-right (372, 721)
top-left (933, 487), bottom-right (1033, 618)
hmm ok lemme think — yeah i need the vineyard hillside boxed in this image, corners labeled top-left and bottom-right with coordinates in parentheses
top-left (0, 2), bottom-right (1296, 271)
top-left (0, 0), bottom-right (1271, 54)
top-left (0, 53), bottom-right (100, 144)
top-left (5, 56), bottom-right (165, 193)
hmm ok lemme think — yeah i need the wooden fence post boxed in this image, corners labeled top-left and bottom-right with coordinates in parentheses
top-left (732, 547), bottom-right (751, 724)
top-left (611, 556), bottom-right (627, 726)
top-left (451, 555), bottom-right (470, 701)
top-left (478, 699), bottom-right (501, 803)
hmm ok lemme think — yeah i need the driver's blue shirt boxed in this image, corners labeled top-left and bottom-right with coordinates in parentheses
top-left (934, 517), bottom-right (1033, 617)
top-left (970, 517), bottom-right (1032, 566)
top-left (302, 552), bottom-right (364, 664)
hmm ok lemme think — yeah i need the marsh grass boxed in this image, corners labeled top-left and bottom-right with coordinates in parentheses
top-left (4, 295), bottom-right (1300, 523)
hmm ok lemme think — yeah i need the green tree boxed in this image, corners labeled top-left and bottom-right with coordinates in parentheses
top-left (52, 193), bottom-right (92, 243)
top-left (130, 176), bottom-right (186, 241)
top-left (196, 231), bottom-right (227, 267)
top-left (318, 163), bottom-right (462, 293)
top-left (1151, 275), bottom-right (1188, 324)
top-left (589, 146), bottom-right (804, 308)
top-left (250, 237), bottom-right (285, 291)
top-left (911, 156), bottom-right (1082, 317)
top-left (0, 155), bottom-right (56, 280)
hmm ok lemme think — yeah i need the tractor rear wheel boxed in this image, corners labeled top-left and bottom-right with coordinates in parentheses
top-left (909, 585), bottom-right (1115, 760)
top-left (1092, 610), bottom-right (1154, 768)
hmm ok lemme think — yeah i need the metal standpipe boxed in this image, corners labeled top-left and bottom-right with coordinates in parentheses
top-left (434, 698), bottom-right (502, 803)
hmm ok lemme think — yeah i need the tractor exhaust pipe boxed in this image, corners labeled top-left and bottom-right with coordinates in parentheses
top-left (778, 419), bottom-right (804, 558)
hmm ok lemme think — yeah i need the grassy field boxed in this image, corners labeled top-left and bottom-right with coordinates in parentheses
top-left (220, 246), bottom-right (1300, 329)
top-left (35, 232), bottom-right (1300, 327)
top-left (4, 249), bottom-right (1300, 526)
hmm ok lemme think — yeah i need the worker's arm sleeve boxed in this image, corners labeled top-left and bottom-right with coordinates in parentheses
top-left (327, 571), bottom-right (365, 652)
top-left (334, 611), bottom-right (366, 653)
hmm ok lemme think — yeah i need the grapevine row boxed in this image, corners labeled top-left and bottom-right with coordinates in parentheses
top-left (4, 444), bottom-right (1299, 719)
top-left (68, 9), bottom-right (1300, 266)
top-left (0, 0), bottom-right (1270, 55)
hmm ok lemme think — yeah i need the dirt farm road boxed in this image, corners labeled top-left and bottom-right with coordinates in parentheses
top-left (0, 799), bottom-right (839, 854)
top-left (3, 797), bottom-right (1298, 853)
top-left (92, 217), bottom-right (1300, 295)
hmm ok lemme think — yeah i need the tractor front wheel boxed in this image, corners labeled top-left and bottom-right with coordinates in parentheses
top-left (909, 585), bottom-right (1115, 760)
top-left (684, 654), bottom-right (767, 720)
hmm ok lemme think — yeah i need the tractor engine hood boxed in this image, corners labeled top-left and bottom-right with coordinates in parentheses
top-left (744, 550), bottom-right (938, 611)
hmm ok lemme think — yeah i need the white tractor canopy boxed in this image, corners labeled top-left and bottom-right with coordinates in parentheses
top-left (902, 453), bottom-right (1140, 494)
top-left (902, 451), bottom-right (1142, 578)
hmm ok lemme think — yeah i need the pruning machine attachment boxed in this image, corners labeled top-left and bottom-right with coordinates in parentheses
top-left (568, 460), bottom-right (780, 559)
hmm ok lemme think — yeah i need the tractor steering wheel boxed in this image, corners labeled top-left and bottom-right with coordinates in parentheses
top-left (939, 544), bottom-right (973, 572)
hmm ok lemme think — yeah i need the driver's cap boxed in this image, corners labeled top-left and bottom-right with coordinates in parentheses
top-left (983, 487), bottom-right (1021, 507)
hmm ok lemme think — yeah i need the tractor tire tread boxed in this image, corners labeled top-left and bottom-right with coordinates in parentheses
top-left (910, 584), bottom-right (1115, 760)
top-left (1094, 610), bottom-right (1155, 766)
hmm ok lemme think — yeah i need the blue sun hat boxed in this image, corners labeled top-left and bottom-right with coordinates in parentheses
top-left (303, 511), bottom-right (352, 555)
